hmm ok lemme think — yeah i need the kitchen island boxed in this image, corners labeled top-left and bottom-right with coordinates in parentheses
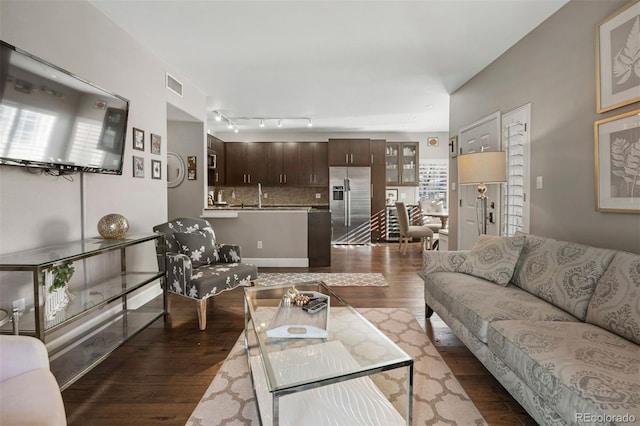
top-left (201, 206), bottom-right (330, 267)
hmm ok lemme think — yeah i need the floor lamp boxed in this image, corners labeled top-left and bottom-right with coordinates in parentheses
top-left (458, 151), bottom-right (507, 235)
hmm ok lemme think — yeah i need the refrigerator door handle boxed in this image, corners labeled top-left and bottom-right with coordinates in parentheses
top-left (344, 178), bottom-right (349, 226)
top-left (346, 178), bottom-right (352, 226)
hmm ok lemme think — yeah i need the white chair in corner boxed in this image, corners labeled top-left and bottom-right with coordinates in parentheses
top-left (395, 202), bottom-right (434, 255)
top-left (0, 335), bottom-right (67, 425)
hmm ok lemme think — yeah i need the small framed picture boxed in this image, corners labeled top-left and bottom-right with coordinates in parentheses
top-left (133, 156), bottom-right (144, 178)
top-left (596, 1), bottom-right (640, 113)
top-left (151, 159), bottom-right (161, 180)
top-left (449, 135), bottom-right (458, 158)
top-left (133, 128), bottom-right (144, 151)
top-left (385, 188), bottom-right (398, 206)
top-left (187, 156), bottom-right (197, 180)
top-left (150, 133), bottom-right (161, 155)
top-left (594, 109), bottom-right (640, 213)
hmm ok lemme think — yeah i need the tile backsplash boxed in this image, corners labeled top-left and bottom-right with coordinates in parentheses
top-left (209, 186), bottom-right (329, 206)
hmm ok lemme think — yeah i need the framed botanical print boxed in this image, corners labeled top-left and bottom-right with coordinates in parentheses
top-left (151, 159), bottom-right (161, 180)
top-left (596, 1), bottom-right (640, 113)
top-left (133, 128), bottom-right (144, 151)
top-left (150, 133), bottom-right (161, 155)
top-left (594, 109), bottom-right (640, 213)
top-left (133, 156), bottom-right (144, 178)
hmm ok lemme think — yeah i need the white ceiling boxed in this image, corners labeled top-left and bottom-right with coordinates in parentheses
top-left (90, 0), bottom-right (568, 133)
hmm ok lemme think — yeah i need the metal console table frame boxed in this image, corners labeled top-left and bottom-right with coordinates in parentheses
top-left (0, 233), bottom-right (166, 389)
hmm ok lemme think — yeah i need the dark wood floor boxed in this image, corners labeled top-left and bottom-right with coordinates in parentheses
top-left (62, 242), bottom-right (536, 425)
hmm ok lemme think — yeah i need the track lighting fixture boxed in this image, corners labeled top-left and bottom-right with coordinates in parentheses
top-left (210, 111), bottom-right (314, 130)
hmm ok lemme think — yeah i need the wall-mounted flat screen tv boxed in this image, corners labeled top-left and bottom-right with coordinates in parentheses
top-left (0, 41), bottom-right (130, 174)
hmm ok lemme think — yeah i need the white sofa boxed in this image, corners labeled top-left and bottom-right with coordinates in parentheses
top-left (420, 233), bottom-right (640, 425)
top-left (0, 335), bottom-right (67, 425)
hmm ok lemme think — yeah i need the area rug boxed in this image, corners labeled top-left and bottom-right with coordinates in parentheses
top-left (186, 308), bottom-right (486, 426)
top-left (255, 272), bottom-right (389, 287)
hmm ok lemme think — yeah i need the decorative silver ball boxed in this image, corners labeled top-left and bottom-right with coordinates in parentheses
top-left (97, 214), bottom-right (129, 239)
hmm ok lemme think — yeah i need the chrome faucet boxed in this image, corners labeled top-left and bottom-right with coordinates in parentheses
top-left (257, 183), bottom-right (262, 209)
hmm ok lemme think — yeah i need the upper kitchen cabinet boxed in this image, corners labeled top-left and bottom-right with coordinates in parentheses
top-left (225, 142), bottom-right (269, 185)
top-left (207, 134), bottom-right (225, 186)
top-left (268, 142), bottom-right (299, 185)
top-left (328, 139), bottom-right (371, 166)
top-left (298, 142), bottom-right (328, 186)
top-left (386, 142), bottom-right (419, 186)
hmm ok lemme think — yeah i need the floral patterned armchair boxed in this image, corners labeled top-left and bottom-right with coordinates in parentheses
top-left (153, 217), bottom-right (258, 330)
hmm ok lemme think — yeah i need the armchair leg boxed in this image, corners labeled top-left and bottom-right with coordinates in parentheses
top-left (197, 298), bottom-right (208, 331)
top-left (402, 237), bottom-right (409, 255)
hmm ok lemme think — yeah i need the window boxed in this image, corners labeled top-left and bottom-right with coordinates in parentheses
top-left (418, 159), bottom-right (448, 209)
top-left (502, 112), bottom-right (530, 236)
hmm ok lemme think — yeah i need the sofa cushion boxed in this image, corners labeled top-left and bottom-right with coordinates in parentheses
top-left (488, 320), bottom-right (640, 425)
top-left (187, 262), bottom-right (257, 298)
top-left (512, 235), bottom-right (616, 320)
top-left (458, 235), bottom-right (525, 286)
top-left (586, 251), bottom-right (640, 345)
top-left (173, 227), bottom-right (219, 268)
top-left (425, 272), bottom-right (578, 343)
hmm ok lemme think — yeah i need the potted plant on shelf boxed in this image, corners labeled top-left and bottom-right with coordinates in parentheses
top-left (44, 262), bottom-right (75, 321)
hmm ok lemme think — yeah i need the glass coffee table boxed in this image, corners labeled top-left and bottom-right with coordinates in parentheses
top-left (244, 281), bottom-right (413, 426)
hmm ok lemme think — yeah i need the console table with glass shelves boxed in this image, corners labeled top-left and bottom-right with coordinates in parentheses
top-left (0, 233), bottom-right (166, 390)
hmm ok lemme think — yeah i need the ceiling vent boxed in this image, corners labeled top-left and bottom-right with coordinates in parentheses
top-left (166, 73), bottom-right (183, 97)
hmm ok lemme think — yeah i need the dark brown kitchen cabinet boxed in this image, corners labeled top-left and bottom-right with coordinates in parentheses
top-left (298, 142), bottom-right (328, 186)
top-left (225, 142), bottom-right (268, 185)
top-left (385, 142), bottom-right (419, 186)
top-left (328, 139), bottom-right (371, 166)
top-left (268, 142), bottom-right (299, 185)
top-left (207, 134), bottom-right (225, 186)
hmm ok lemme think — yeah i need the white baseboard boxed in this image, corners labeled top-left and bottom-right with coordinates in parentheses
top-left (244, 258), bottom-right (309, 267)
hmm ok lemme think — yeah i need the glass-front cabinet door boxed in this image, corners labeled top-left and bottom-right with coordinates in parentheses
top-left (386, 142), bottom-right (418, 186)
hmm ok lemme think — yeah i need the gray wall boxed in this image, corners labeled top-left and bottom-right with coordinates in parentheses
top-left (167, 121), bottom-right (206, 220)
top-left (0, 1), bottom-right (206, 312)
top-left (448, 0), bottom-right (640, 254)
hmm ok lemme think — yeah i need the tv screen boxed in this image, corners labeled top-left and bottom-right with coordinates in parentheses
top-left (0, 41), bottom-right (130, 174)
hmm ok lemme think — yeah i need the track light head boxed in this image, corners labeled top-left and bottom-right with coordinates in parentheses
top-left (215, 111), bottom-right (222, 122)
top-left (277, 119), bottom-right (282, 128)
top-left (259, 119), bottom-right (265, 127)
top-left (307, 119), bottom-right (313, 127)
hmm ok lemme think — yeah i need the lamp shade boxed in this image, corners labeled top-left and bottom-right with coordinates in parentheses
top-left (458, 151), bottom-right (507, 184)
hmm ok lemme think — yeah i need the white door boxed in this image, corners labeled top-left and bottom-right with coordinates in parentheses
top-left (502, 104), bottom-right (531, 236)
top-left (458, 112), bottom-right (501, 250)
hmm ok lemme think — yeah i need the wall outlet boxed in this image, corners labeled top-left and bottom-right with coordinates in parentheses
top-left (257, 241), bottom-right (263, 249)
top-left (12, 298), bottom-right (25, 312)
top-left (400, 192), bottom-right (406, 199)
top-left (536, 176), bottom-right (543, 189)
top-left (315, 193), bottom-right (321, 199)
top-left (263, 193), bottom-right (268, 199)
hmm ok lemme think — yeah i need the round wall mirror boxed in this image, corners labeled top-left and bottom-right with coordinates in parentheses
top-left (166, 152), bottom-right (185, 188)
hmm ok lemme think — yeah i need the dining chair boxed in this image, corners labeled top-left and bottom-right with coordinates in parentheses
top-left (395, 202), bottom-right (434, 255)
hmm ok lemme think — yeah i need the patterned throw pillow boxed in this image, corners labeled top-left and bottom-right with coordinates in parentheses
top-left (173, 228), bottom-right (219, 268)
top-left (585, 251), bottom-right (640, 344)
top-left (458, 235), bottom-right (525, 286)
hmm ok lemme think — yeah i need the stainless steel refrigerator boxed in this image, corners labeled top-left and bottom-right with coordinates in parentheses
top-left (330, 167), bottom-right (371, 244)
